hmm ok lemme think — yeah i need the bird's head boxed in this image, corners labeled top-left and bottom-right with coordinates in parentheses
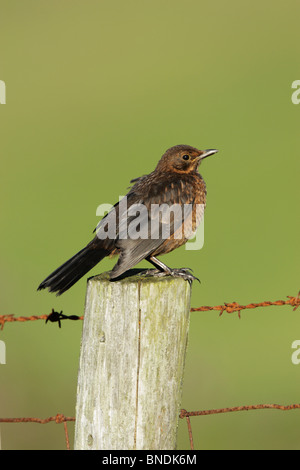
top-left (156, 145), bottom-right (218, 174)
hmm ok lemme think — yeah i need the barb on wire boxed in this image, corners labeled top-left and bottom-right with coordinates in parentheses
top-left (0, 310), bottom-right (83, 331)
top-left (45, 309), bottom-right (83, 328)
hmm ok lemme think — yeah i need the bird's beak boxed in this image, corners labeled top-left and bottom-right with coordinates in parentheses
top-left (199, 149), bottom-right (218, 160)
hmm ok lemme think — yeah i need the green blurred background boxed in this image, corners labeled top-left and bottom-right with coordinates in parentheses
top-left (0, 0), bottom-right (299, 450)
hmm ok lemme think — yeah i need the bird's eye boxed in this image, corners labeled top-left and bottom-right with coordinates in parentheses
top-left (182, 155), bottom-right (190, 161)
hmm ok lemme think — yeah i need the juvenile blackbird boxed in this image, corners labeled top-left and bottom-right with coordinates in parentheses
top-left (38, 145), bottom-right (218, 295)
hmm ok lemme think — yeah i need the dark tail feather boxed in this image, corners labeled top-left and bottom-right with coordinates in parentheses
top-left (37, 244), bottom-right (110, 296)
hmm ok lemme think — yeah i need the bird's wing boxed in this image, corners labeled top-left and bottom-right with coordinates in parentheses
top-left (93, 175), bottom-right (148, 234)
top-left (110, 179), bottom-right (196, 278)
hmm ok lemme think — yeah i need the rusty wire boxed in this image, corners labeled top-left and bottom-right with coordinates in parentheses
top-left (0, 290), bottom-right (299, 449)
top-left (179, 404), bottom-right (300, 449)
top-left (0, 313), bottom-right (48, 330)
top-left (2, 404), bottom-right (300, 450)
top-left (191, 291), bottom-right (300, 318)
top-left (0, 414), bottom-right (75, 450)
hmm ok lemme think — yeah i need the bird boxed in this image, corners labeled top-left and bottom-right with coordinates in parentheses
top-left (38, 145), bottom-right (218, 295)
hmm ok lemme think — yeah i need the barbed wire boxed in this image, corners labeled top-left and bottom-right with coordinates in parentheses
top-left (191, 291), bottom-right (300, 318)
top-left (0, 290), bottom-right (299, 449)
top-left (0, 292), bottom-right (299, 330)
top-left (0, 309), bottom-right (83, 330)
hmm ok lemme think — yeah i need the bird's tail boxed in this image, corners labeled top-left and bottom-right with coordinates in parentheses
top-left (37, 243), bottom-right (110, 296)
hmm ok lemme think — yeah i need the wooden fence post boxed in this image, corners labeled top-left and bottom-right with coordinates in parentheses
top-left (74, 271), bottom-right (191, 450)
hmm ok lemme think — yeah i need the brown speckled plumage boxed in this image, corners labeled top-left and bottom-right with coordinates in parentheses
top-left (38, 145), bottom-right (218, 295)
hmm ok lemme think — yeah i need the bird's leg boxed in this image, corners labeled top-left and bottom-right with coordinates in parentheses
top-left (147, 256), bottom-right (172, 273)
top-left (140, 256), bottom-right (200, 283)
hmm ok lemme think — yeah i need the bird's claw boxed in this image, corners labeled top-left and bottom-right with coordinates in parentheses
top-left (169, 268), bottom-right (200, 284)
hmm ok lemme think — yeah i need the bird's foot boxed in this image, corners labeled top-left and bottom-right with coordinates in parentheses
top-left (169, 268), bottom-right (200, 284)
top-left (139, 268), bottom-right (200, 284)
